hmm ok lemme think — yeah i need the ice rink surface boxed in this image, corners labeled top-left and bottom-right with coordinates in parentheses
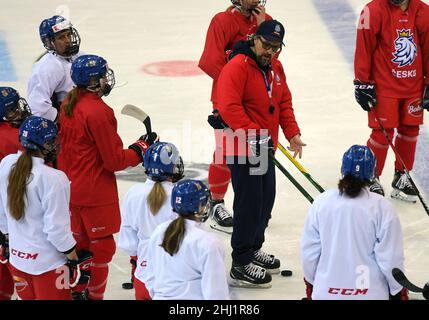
top-left (1, 0), bottom-right (428, 300)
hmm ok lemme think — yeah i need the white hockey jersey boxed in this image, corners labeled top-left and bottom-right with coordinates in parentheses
top-left (0, 152), bottom-right (76, 275)
top-left (27, 52), bottom-right (81, 121)
top-left (301, 188), bottom-right (405, 300)
top-left (142, 219), bottom-right (230, 300)
top-left (118, 180), bottom-right (177, 283)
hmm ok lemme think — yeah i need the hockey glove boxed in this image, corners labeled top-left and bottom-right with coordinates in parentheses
top-left (389, 287), bottom-right (409, 300)
top-left (423, 85), bottom-right (429, 111)
top-left (304, 278), bottom-right (313, 300)
top-left (129, 132), bottom-right (159, 162)
top-left (0, 233), bottom-right (9, 264)
top-left (67, 249), bottom-right (93, 288)
top-left (207, 109), bottom-right (229, 129)
top-left (130, 256), bottom-right (137, 284)
top-left (247, 134), bottom-right (274, 157)
top-left (354, 80), bottom-right (376, 111)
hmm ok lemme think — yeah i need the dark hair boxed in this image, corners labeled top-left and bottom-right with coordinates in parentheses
top-left (338, 175), bottom-right (368, 198)
top-left (7, 150), bottom-right (38, 220)
top-left (161, 216), bottom-right (186, 256)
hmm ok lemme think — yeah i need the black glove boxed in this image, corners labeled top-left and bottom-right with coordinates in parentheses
top-left (0, 232), bottom-right (9, 264)
top-left (247, 134), bottom-right (274, 157)
top-left (67, 249), bottom-right (93, 288)
top-left (207, 109), bottom-right (229, 129)
top-left (129, 132), bottom-right (159, 161)
top-left (354, 80), bottom-right (376, 111)
top-left (423, 85), bottom-right (429, 111)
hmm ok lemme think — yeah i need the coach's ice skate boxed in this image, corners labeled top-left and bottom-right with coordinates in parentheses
top-left (253, 250), bottom-right (281, 274)
top-left (209, 200), bottom-right (233, 234)
top-left (229, 262), bottom-right (272, 288)
top-left (368, 176), bottom-right (385, 196)
top-left (391, 171), bottom-right (417, 203)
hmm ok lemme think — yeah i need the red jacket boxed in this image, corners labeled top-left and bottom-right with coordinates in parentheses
top-left (354, 0), bottom-right (429, 98)
top-left (199, 6), bottom-right (272, 108)
top-left (57, 91), bottom-right (140, 206)
top-left (217, 46), bottom-right (300, 156)
top-left (0, 123), bottom-right (21, 161)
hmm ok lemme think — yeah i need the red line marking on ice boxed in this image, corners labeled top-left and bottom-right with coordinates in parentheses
top-left (142, 60), bottom-right (204, 77)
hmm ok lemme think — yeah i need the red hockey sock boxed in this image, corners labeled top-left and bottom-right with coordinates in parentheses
top-left (367, 128), bottom-right (394, 177)
top-left (87, 236), bottom-right (116, 300)
top-left (208, 151), bottom-right (231, 200)
top-left (394, 125), bottom-right (419, 172)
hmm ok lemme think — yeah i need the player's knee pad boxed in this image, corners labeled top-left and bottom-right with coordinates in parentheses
top-left (90, 235), bottom-right (116, 264)
top-left (369, 128), bottom-right (394, 146)
top-left (397, 125), bottom-right (419, 138)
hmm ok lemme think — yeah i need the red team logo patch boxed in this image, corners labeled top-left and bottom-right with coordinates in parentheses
top-left (407, 99), bottom-right (423, 118)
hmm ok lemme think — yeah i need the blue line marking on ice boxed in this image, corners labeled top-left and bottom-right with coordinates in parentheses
top-left (312, 0), bottom-right (429, 196)
top-left (0, 35), bottom-right (17, 81)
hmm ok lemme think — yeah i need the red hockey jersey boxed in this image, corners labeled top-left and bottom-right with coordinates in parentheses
top-left (199, 6), bottom-right (272, 108)
top-left (0, 123), bottom-right (21, 161)
top-left (354, 0), bottom-right (429, 98)
top-left (57, 92), bottom-right (140, 206)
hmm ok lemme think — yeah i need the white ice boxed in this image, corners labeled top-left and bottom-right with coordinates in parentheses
top-left (1, 0), bottom-right (428, 300)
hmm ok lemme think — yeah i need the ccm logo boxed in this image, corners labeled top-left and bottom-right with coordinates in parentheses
top-left (328, 288), bottom-right (368, 296)
top-left (355, 84), bottom-right (374, 90)
top-left (11, 249), bottom-right (39, 260)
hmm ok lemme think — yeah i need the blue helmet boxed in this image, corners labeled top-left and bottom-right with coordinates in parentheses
top-left (70, 55), bottom-right (115, 95)
top-left (171, 179), bottom-right (210, 219)
top-left (144, 142), bottom-right (184, 182)
top-left (0, 87), bottom-right (31, 123)
top-left (39, 15), bottom-right (80, 56)
top-left (19, 116), bottom-right (57, 151)
top-left (341, 145), bottom-right (376, 181)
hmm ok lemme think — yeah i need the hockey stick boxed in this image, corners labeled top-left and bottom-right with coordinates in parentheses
top-left (121, 104), bottom-right (152, 133)
top-left (270, 153), bottom-right (314, 203)
top-left (277, 143), bottom-right (325, 193)
top-left (392, 268), bottom-right (429, 300)
top-left (372, 110), bottom-right (429, 217)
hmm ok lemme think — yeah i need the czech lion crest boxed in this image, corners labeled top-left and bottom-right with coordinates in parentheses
top-left (392, 29), bottom-right (417, 67)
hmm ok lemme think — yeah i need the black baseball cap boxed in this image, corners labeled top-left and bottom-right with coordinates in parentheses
top-left (255, 20), bottom-right (285, 45)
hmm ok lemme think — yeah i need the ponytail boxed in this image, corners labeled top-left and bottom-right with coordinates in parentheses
top-left (147, 181), bottom-right (166, 215)
top-left (161, 216), bottom-right (186, 256)
top-left (7, 150), bottom-right (34, 220)
top-left (63, 87), bottom-right (83, 117)
top-left (338, 175), bottom-right (367, 198)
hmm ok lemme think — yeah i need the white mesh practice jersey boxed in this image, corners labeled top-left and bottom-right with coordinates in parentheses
top-left (117, 180), bottom-right (177, 283)
top-left (301, 188), bottom-right (405, 300)
top-left (142, 219), bottom-right (230, 300)
top-left (27, 51), bottom-right (81, 121)
top-left (0, 152), bottom-right (76, 275)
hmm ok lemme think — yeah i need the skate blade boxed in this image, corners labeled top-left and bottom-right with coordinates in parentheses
top-left (228, 277), bottom-right (272, 289)
top-left (210, 222), bottom-right (233, 235)
top-left (266, 268), bottom-right (280, 275)
top-left (391, 189), bottom-right (417, 203)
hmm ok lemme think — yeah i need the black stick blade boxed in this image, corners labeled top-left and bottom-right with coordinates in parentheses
top-left (392, 268), bottom-right (423, 293)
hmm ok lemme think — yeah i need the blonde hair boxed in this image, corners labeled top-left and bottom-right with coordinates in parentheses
top-left (147, 181), bottom-right (167, 215)
top-left (7, 150), bottom-right (35, 220)
top-left (63, 87), bottom-right (83, 117)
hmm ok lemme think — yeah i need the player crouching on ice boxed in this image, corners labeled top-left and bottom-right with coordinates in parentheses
top-left (141, 179), bottom-right (230, 300)
top-left (0, 116), bottom-right (92, 300)
top-left (118, 142), bottom-right (184, 300)
top-left (301, 145), bottom-right (408, 300)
